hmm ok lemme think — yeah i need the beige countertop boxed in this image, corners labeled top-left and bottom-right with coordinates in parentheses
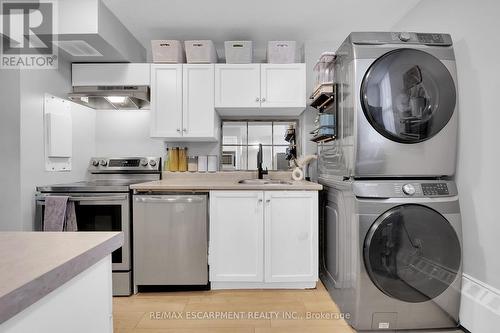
top-left (0, 232), bottom-right (123, 324)
top-left (130, 171), bottom-right (323, 191)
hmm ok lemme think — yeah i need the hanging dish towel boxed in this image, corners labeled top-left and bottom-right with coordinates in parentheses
top-left (64, 201), bottom-right (78, 231)
top-left (43, 196), bottom-right (68, 231)
top-left (43, 196), bottom-right (78, 231)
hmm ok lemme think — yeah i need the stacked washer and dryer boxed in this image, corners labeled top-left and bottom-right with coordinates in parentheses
top-left (318, 32), bottom-right (463, 332)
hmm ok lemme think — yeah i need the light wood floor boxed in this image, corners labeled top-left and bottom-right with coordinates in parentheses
top-left (113, 282), bottom-right (355, 333)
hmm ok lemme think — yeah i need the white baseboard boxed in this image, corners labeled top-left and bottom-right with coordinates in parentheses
top-left (211, 281), bottom-right (317, 290)
top-left (460, 273), bottom-right (500, 332)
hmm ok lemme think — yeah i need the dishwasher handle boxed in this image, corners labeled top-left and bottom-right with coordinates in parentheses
top-left (134, 196), bottom-right (205, 204)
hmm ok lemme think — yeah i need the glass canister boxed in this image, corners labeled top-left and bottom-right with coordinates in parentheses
top-left (313, 52), bottom-right (336, 88)
top-left (188, 156), bottom-right (198, 172)
top-left (198, 155), bottom-right (208, 172)
top-left (207, 155), bottom-right (218, 172)
top-left (163, 148), bottom-right (170, 171)
top-left (178, 147), bottom-right (188, 172)
top-left (169, 147), bottom-right (179, 171)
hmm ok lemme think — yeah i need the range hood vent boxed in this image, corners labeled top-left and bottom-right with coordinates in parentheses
top-left (68, 85), bottom-right (150, 110)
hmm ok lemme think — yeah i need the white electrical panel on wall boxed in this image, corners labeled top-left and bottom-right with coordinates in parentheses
top-left (44, 94), bottom-right (72, 171)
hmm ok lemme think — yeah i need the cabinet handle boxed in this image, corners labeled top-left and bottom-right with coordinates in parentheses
top-left (258, 199), bottom-right (263, 203)
top-left (176, 128), bottom-right (181, 132)
top-left (266, 199), bottom-right (271, 203)
top-left (261, 97), bottom-right (266, 102)
top-left (183, 128), bottom-right (187, 132)
top-left (255, 97), bottom-right (260, 102)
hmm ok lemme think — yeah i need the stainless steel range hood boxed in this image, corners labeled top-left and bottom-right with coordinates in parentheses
top-left (68, 85), bottom-right (150, 110)
top-left (70, 63), bottom-right (151, 110)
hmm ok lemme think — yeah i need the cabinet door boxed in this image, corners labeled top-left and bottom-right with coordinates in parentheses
top-left (215, 64), bottom-right (261, 108)
top-left (183, 64), bottom-right (216, 138)
top-left (264, 191), bottom-right (318, 282)
top-left (209, 191), bottom-right (264, 282)
top-left (150, 64), bottom-right (183, 137)
top-left (260, 64), bottom-right (306, 108)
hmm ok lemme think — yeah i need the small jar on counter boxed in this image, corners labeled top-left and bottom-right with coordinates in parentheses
top-left (207, 155), bottom-right (218, 172)
top-left (178, 147), bottom-right (188, 172)
top-left (188, 156), bottom-right (198, 172)
top-left (169, 147), bottom-right (179, 171)
top-left (198, 155), bottom-right (208, 172)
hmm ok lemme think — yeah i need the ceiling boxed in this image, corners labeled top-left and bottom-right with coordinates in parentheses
top-left (103, 0), bottom-right (420, 58)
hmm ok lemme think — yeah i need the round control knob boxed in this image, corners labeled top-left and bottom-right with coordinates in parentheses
top-left (402, 184), bottom-right (416, 196)
top-left (399, 32), bottom-right (411, 42)
top-left (92, 160), bottom-right (99, 167)
top-left (140, 159), bottom-right (148, 167)
top-left (99, 159), bottom-right (107, 166)
top-left (149, 159), bottom-right (157, 167)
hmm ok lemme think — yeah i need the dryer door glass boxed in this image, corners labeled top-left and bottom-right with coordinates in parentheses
top-left (361, 49), bottom-right (456, 143)
top-left (364, 204), bottom-right (461, 303)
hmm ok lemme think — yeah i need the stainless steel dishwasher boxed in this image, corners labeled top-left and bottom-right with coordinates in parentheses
top-left (133, 194), bottom-right (208, 287)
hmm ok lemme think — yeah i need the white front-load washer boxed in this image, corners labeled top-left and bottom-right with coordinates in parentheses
top-left (319, 32), bottom-right (459, 178)
top-left (319, 178), bottom-right (462, 331)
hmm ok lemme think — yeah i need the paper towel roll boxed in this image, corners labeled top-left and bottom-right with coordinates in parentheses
top-left (292, 167), bottom-right (304, 181)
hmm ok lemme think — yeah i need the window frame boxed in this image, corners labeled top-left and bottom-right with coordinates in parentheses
top-left (220, 119), bottom-right (299, 171)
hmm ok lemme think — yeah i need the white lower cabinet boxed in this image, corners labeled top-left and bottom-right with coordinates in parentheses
top-left (264, 191), bottom-right (318, 283)
top-left (209, 191), bottom-right (264, 282)
top-left (209, 190), bottom-right (318, 289)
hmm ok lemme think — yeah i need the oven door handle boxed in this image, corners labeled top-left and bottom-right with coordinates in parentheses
top-left (36, 195), bottom-right (128, 202)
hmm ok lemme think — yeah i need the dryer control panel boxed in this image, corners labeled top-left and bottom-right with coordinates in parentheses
top-left (421, 183), bottom-right (450, 196)
top-left (353, 180), bottom-right (457, 198)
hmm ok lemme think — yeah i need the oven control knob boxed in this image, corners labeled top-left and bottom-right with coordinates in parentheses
top-left (149, 159), bottom-right (157, 167)
top-left (402, 183), bottom-right (416, 196)
top-left (99, 159), bottom-right (107, 166)
top-left (140, 159), bottom-right (149, 167)
top-left (399, 32), bottom-right (411, 42)
top-left (92, 160), bottom-right (99, 167)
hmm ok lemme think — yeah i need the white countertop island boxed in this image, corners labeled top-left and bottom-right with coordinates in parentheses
top-left (0, 232), bottom-right (123, 333)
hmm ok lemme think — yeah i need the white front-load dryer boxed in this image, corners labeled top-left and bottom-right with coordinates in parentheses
top-left (320, 178), bottom-right (462, 331)
top-left (322, 32), bottom-right (459, 178)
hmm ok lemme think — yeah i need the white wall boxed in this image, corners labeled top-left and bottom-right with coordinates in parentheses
top-left (95, 110), bottom-right (163, 156)
top-left (17, 58), bottom-right (96, 230)
top-left (393, 0), bottom-right (500, 330)
top-left (0, 68), bottom-right (21, 230)
top-left (94, 110), bottom-right (219, 168)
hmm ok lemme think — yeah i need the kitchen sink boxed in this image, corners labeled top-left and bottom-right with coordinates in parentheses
top-left (238, 179), bottom-right (293, 185)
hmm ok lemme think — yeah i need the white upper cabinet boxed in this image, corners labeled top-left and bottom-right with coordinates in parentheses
top-left (264, 191), bottom-right (318, 283)
top-left (215, 63), bottom-right (306, 116)
top-left (150, 64), bottom-right (183, 138)
top-left (215, 64), bottom-right (261, 108)
top-left (150, 64), bottom-right (218, 141)
top-left (260, 64), bottom-right (306, 109)
top-left (183, 64), bottom-right (216, 138)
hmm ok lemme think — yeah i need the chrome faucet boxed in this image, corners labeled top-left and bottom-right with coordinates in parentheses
top-left (257, 143), bottom-right (268, 179)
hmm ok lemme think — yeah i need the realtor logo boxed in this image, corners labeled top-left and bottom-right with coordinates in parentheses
top-left (1, 0), bottom-right (58, 69)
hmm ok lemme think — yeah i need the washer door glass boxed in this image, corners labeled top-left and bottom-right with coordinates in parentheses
top-left (364, 204), bottom-right (461, 303)
top-left (361, 49), bottom-right (456, 143)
